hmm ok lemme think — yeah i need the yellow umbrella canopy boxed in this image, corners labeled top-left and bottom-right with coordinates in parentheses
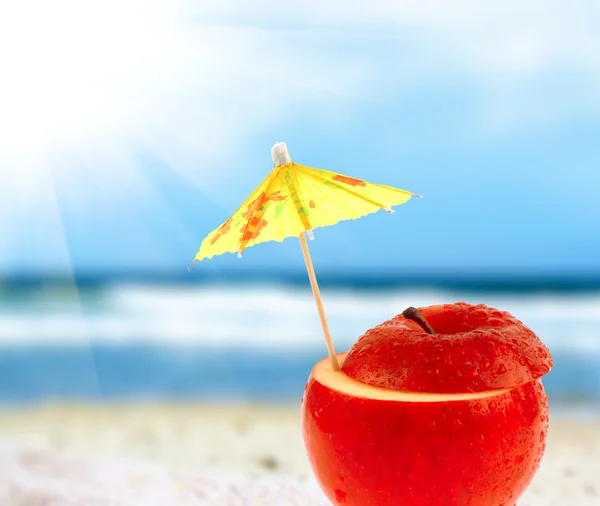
top-left (192, 143), bottom-right (420, 370)
top-left (193, 143), bottom-right (419, 262)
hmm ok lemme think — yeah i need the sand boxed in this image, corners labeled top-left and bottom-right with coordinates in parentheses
top-left (0, 403), bottom-right (598, 505)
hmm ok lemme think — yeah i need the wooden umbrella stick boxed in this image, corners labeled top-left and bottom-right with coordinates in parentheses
top-left (299, 231), bottom-right (340, 371)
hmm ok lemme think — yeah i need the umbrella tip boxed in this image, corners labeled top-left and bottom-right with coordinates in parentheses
top-left (271, 142), bottom-right (291, 167)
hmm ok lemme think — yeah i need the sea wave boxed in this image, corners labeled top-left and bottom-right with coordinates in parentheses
top-left (0, 284), bottom-right (598, 353)
top-left (0, 284), bottom-right (598, 403)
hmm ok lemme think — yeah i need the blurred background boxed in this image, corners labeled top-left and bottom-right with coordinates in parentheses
top-left (0, 1), bottom-right (598, 504)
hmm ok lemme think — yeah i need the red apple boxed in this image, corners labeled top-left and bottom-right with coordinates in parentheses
top-left (301, 303), bottom-right (552, 506)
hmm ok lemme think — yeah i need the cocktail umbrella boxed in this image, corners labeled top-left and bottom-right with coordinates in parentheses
top-left (191, 142), bottom-right (420, 370)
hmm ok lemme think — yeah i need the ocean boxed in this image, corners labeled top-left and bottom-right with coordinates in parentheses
top-left (0, 278), bottom-right (598, 413)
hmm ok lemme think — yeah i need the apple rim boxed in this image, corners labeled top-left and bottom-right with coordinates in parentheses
top-left (312, 354), bottom-right (517, 403)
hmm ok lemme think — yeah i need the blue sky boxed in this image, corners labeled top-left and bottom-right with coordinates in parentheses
top-left (0, 1), bottom-right (598, 276)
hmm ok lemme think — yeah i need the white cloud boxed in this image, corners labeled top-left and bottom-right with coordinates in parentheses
top-left (190, 1), bottom-right (600, 133)
top-left (0, 0), bottom-right (596, 179)
top-left (193, 1), bottom-right (600, 78)
top-left (2, 0), bottom-right (596, 170)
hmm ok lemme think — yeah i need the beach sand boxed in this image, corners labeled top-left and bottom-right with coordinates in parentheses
top-left (0, 403), bottom-right (598, 505)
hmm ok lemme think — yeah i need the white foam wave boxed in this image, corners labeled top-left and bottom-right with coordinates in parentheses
top-left (0, 285), bottom-right (599, 353)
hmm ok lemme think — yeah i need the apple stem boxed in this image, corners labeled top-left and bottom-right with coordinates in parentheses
top-left (402, 307), bottom-right (437, 335)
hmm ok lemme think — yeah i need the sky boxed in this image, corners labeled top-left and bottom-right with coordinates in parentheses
top-left (0, 1), bottom-right (598, 277)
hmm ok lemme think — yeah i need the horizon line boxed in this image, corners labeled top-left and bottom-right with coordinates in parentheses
top-left (1, 269), bottom-right (600, 293)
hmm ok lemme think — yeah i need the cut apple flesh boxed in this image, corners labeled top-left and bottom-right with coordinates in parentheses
top-left (314, 353), bottom-right (514, 403)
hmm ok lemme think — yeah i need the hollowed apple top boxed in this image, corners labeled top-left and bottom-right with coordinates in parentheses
top-left (341, 302), bottom-right (553, 394)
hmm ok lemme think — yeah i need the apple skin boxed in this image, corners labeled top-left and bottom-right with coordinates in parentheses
top-left (302, 355), bottom-right (549, 506)
top-left (342, 303), bottom-right (553, 394)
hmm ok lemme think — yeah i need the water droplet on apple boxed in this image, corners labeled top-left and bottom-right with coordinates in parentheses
top-left (487, 341), bottom-right (500, 357)
top-left (497, 363), bottom-right (507, 375)
top-left (465, 365), bottom-right (479, 378)
top-left (334, 488), bottom-right (347, 503)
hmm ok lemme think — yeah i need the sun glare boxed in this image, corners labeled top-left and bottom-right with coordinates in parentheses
top-left (0, 0), bottom-right (202, 271)
top-left (0, 0), bottom-right (255, 221)
top-left (0, 0), bottom-right (178, 161)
